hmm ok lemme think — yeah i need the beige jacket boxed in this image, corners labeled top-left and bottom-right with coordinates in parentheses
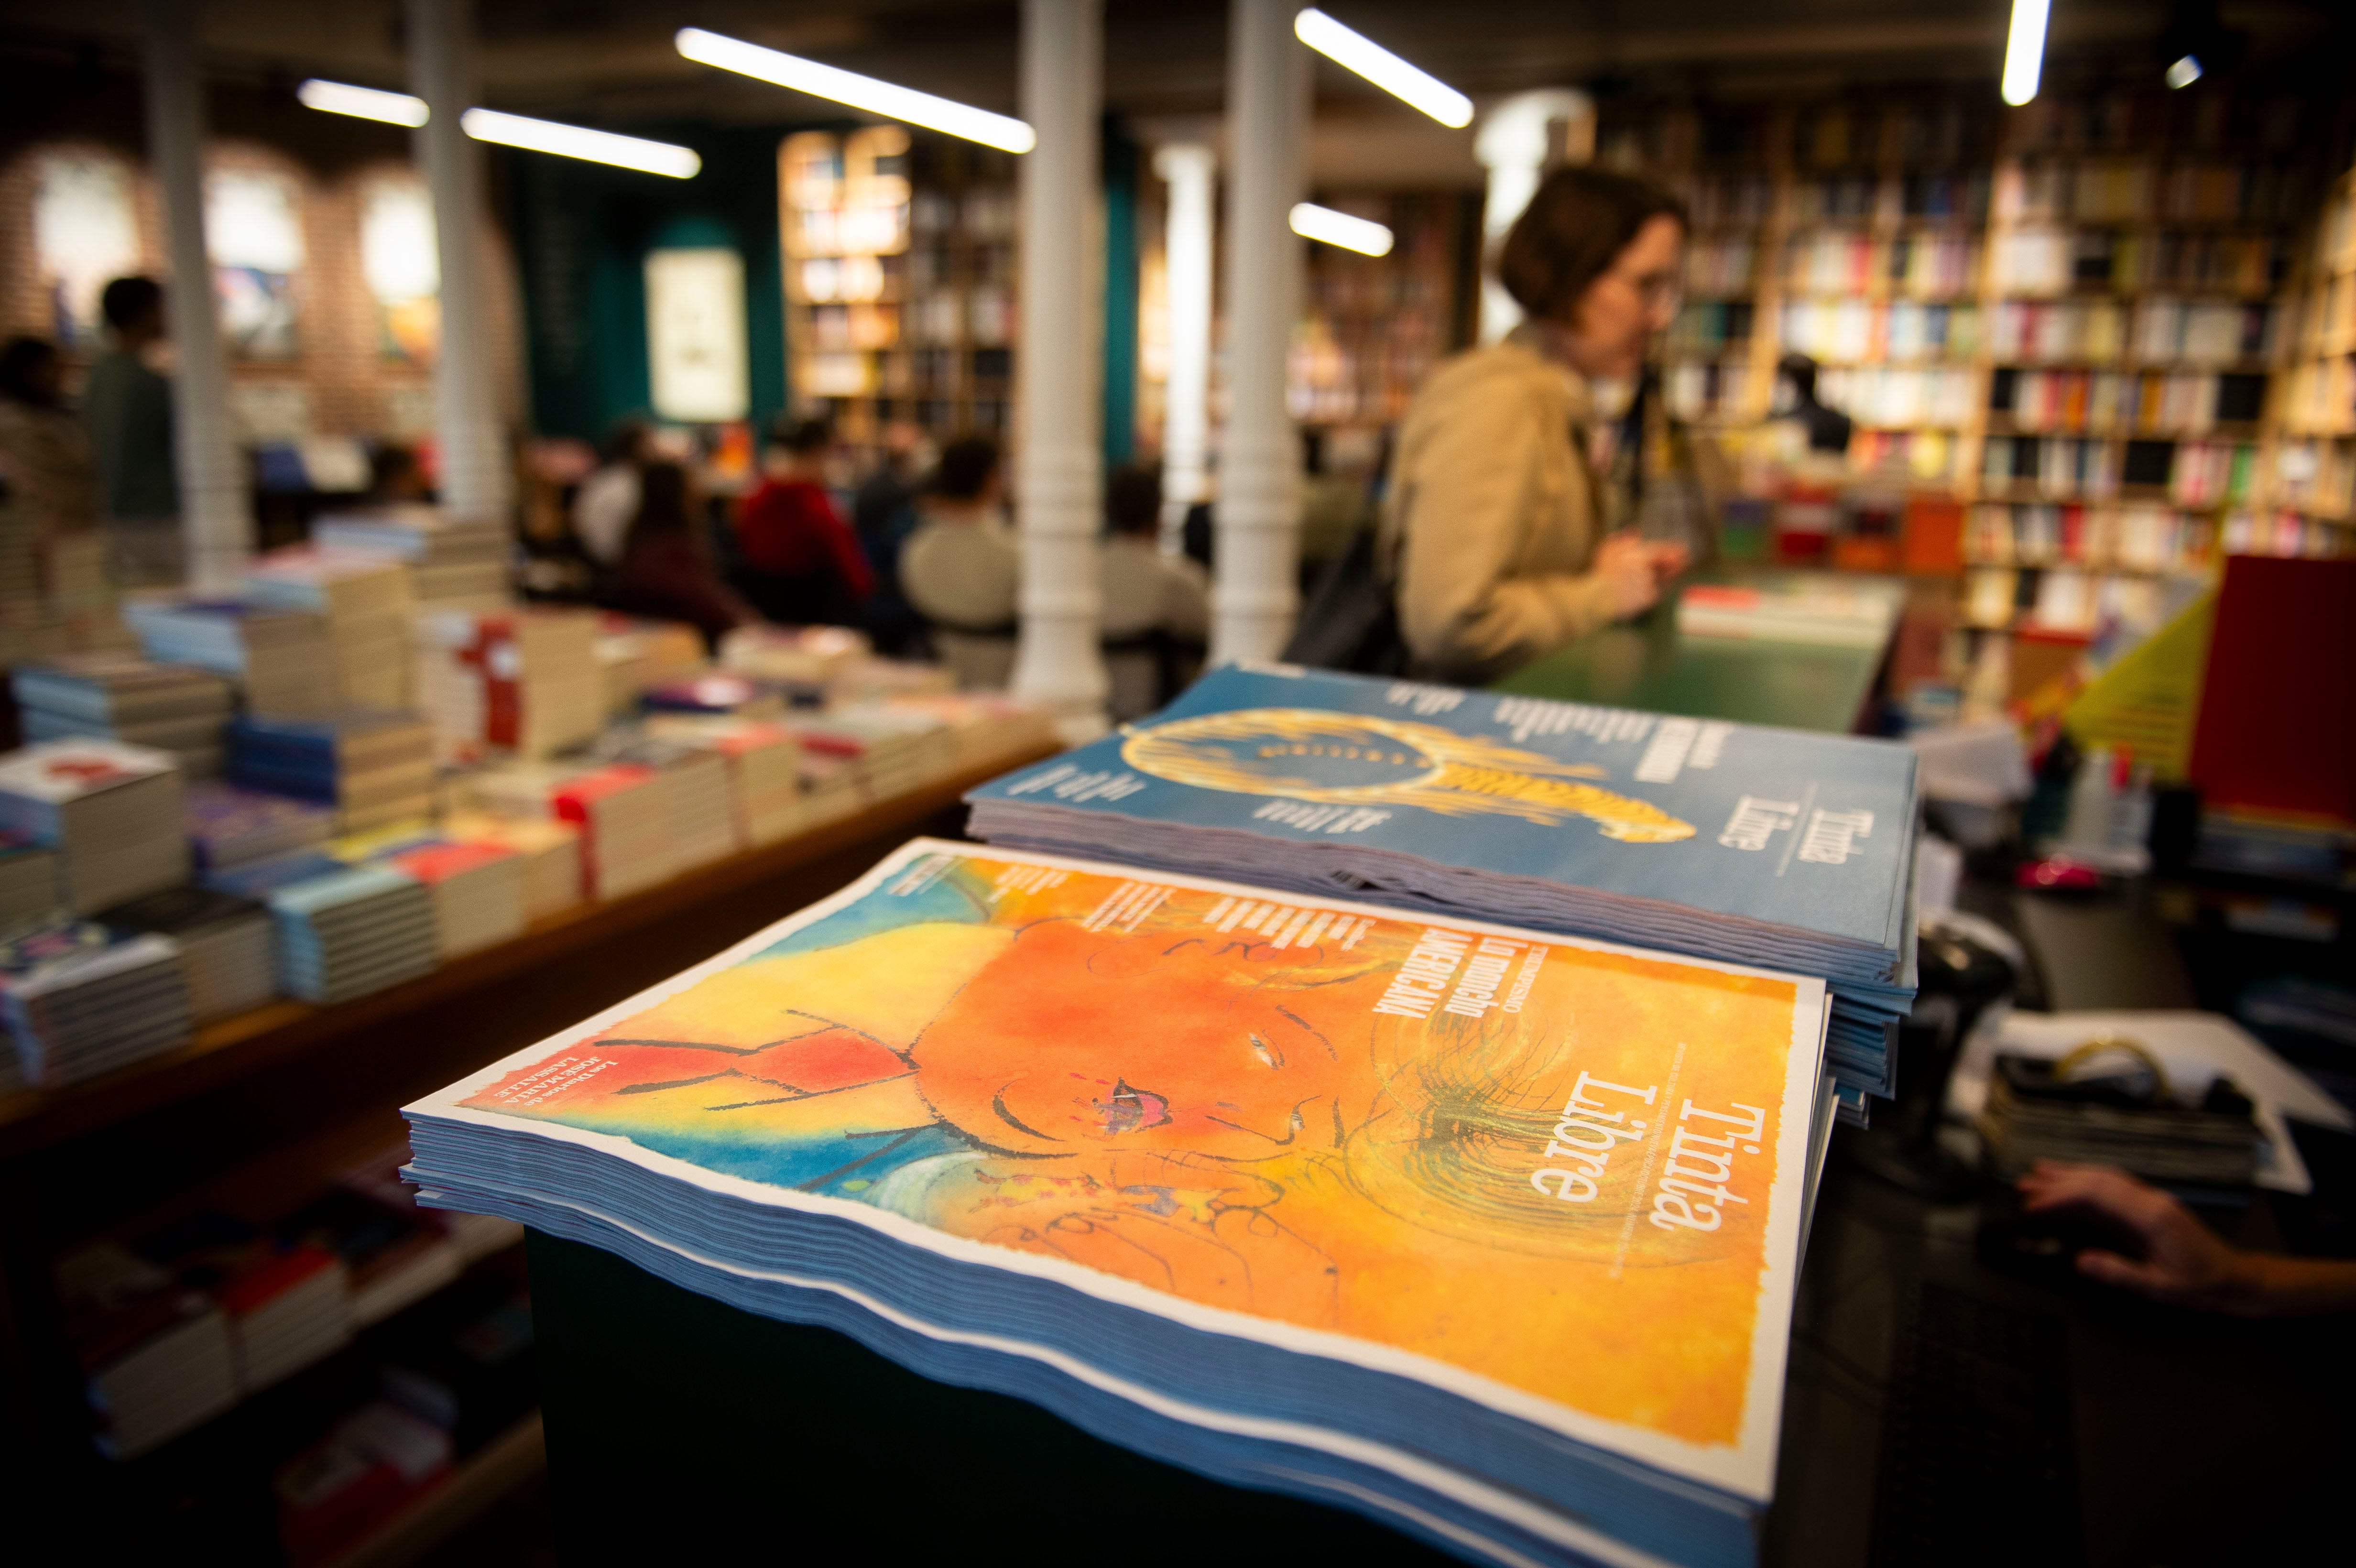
top-left (1379, 329), bottom-right (1620, 685)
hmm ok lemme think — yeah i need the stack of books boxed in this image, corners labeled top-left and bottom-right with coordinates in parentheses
top-left (1674, 577), bottom-right (1906, 650)
top-left (965, 665), bottom-right (1920, 1109)
top-left (0, 832), bottom-right (60, 925)
top-left (415, 610), bottom-right (603, 762)
top-left (405, 838), bottom-right (1837, 1568)
top-left (719, 623), bottom-right (868, 703)
top-left (185, 783), bottom-right (335, 871)
top-left (102, 885), bottom-right (276, 1024)
top-left (123, 599), bottom-right (338, 717)
top-left (595, 735), bottom-right (737, 873)
top-left (136, 1213), bottom-right (352, 1394)
top-left (437, 812), bottom-right (582, 922)
top-left (796, 751), bottom-right (864, 828)
top-left (883, 691), bottom-right (1058, 772)
top-left (57, 1243), bottom-right (239, 1460)
top-left (206, 852), bottom-right (438, 1006)
top-left (382, 841), bottom-right (526, 960)
top-left (309, 504), bottom-right (510, 611)
top-left (227, 711), bottom-right (437, 834)
top-left (641, 672), bottom-right (785, 720)
top-left (282, 1188), bottom-right (463, 1330)
top-left (795, 706), bottom-right (958, 803)
top-left (275, 1400), bottom-right (453, 1566)
top-left (11, 653), bottom-right (234, 778)
top-left (0, 917), bottom-right (191, 1088)
top-left (548, 765), bottom-right (672, 900)
top-left (0, 739), bottom-right (189, 914)
top-left (243, 548), bottom-right (417, 711)
top-left (643, 716), bottom-right (806, 846)
top-left (595, 615), bottom-right (709, 715)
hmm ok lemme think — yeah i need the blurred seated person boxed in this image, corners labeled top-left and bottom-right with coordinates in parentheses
top-left (2018, 1160), bottom-right (2356, 1316)
top-left (574, 417), bottom-right (651, 570)
top-left (608, 461), bottom-right (754, 652)
top-left (900, 436), bottom-right (1017, 690)
top-left (732, 417), bottom-right (871, 625)
top-left (368, 442), bottom-right (431, 503)
top-left (0, 336), bottom-right (98, 541)
top-left (1099, 464), bottom-right (1209, 721)
top-left (1773, 353), bottom-right (1854, 457)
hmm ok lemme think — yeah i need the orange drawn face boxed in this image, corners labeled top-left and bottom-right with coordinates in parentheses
top-left (909, 920), bottom-right (1386, 1161)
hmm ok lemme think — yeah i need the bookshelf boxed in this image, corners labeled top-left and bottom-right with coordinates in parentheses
top-left (1289, 192), bottom-right (1468, 432)
top-left (778, 128), bottom-right (1019, 464)
top-left (2270, 161), bottom-right (2356, 545)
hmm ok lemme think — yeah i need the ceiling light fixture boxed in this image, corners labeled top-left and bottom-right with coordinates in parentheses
top-left (1292, 9), bottom-right (1472, 129)
top-left (296, 79), bottom-right (429, 128)
top-left (1290, 202), bottom-right (1394, 257)
top-left (2000, 0), bottom-right (2050, 107)
top-left (674, 26), bottom-right (1036, 154)
top-left (457, 109), bottom-right (702, 179)
top-left (2166, 54), bottom-right (2203, 89)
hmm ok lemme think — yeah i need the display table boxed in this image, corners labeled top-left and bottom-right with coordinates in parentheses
top-left (1491, 574), bottom-right (1899, 735)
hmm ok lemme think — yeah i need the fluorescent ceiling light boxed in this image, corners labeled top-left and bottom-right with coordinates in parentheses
top-left (458, 109), bottom-right (702, 178)
top-left (2000, 0), bottom-right (2050, 107)
top-left (1290, 202), bottom-right (1393, 257)
top-left (2166, 54), bottom-right (2203, 89)
top-left (297, 79), bottom-right (429, 128)
top-left (675, 26), bottom-right (1035, 154)
top-left (1293, 9), bottom-right (1472, 130)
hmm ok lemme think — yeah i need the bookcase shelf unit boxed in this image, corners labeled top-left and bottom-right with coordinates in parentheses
top-left (1290, 193), bottom-right (1469, 434)
top-left (778, 128), bottom-right (1019, 468)
top-left (2273, 165), bottom-right (2356, 534)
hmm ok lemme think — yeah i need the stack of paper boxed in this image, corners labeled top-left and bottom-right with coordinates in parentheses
top-left (124, 599), bottom-right (337, 718)
top-left (0, 832), bottom-right (60, 925)
top-left (0, 739), bottom-right (189, 914)
top-left (12, 653), bottom-right (235, 778)
top-left (309, 504), bottom-right (510, 612)
top-left (57, 1243), bottom-right (239, 1460)
top-left (0, 917), bottom-right (192, 1087)
top-left (594, 734), bottom-right (737, 872)
top-left (415, 609), bottom-right (603, 762)
top-left (227, 711), bottom-right (437, 834)
top-left (102, 885), bottom-right (275, 1023)
top-left (383, 841), bottom-right (526, 960)
top-left (968, 665), bottom-right (1921, 1109)
top-left (185, 782), bottom-right (335, 871)
top-left (206, 853), bottom-right (437, 1005)
top-left (243, 548), bottom-right (417, 710)
top-left (438, 811), bottom-right (582, 922)
top-left (796, 704), bottom-right (959, 801)
top-left (644, 716), bottom-right (805, 847)
top-left (719, 622), bottom-right (868, 703)
top-left (406, 839), bottom-right (1834, 1568)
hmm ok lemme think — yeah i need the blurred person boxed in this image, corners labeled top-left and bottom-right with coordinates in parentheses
top-left (1378, 168), bottom-right (1691, 685)
top-left (732, 417), bottom-right (871, 626)
top-left (1772, 353), bottom-right (1856, 457)
top-left (84, 276), bottom-right (183, 585)
top-left (574, 417), bottom-right (651, 569)
top-left (899, 436), bottom-right (1017, 689)
top-left (854, 419), bottom-right (928, 537)
top-left (608, 460), bottom-right (754, 651)
top-left (1297, 426), bottom-right (1379, 585)
top-left (368, 442), bottom-right (432, 503)
top-left (2018, 1160), bottom-right (2356, 1316)
top-left (1099, 463), bottom-right (1209, 720)
top-left (0, 336), bottom-right (98, 540)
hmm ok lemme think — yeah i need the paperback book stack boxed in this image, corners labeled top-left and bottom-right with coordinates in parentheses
top-left (185, 783), bottom-right (336, 871)
top-left (0, 833), bottom-right (60, 924)
top-left (310, 504), bottom-right (510, 611)
top-left (595, 734), bottom-right (738, 872)
top-left (967, 665), bottom-right (1920, 1111)
top-left (883, 692), bottom-right (1058, 772)
top-left (57, 1243), bottom-right (239, 1460)
top-left (796, 751), bottom-right (863, 828)
top-left (641, 672), bottom-right (785, 721)
top-left (243, 548), bottom-right (417, 710)
top-left (12, 653), bottom-right (235, 778)
top-left (795, 705), bottom-right (958, 802)
top-left (595, 615), bottom-right (709, 715)
top-left (124, 599), bottom-right (338, 718)
top-left (103, 885), bottom-right (276, 1023)
top-left (0, 917), bottom-right (191, 1089)
top-left (227, 711), bottom-right (437, 834)
top-left (415, 610), bottom-right (603, 762)
top-left (438, 812), bottom-right (583, 922)
top-left (0, 739), bottom-right (189, 914)
top-left (135, 1214), bottom-right (352, 1394)
top-left (467, 763), bottom-right (671, 901)
top-left (382, 841), bottom-right (526, 960)
top-left (407, 839), bottom-right (1835, 1568)
top-left (643, 716), bottom-right (806, 846)
top-left (206, 852), bottom-right (437, 1006)
top-left (719, 622), bottom-right (868, 703)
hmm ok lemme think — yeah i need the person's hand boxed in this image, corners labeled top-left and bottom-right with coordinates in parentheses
top-left (2016, 1160), bottom-right (2265, 1314)
top-left (1594, 532), bottom-right (1666, 619)
top-left (1644, 540), bottom-right (1691, 585)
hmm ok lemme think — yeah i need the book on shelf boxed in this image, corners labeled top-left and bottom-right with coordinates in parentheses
top-left (56, 1242), bottom-right (240, 1460)
top-left (405, 836), bottom-right (1838, 1568)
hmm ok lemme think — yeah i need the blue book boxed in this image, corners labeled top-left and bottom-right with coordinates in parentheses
top-left (202, 851), bottom-right (350, 901)
top-left (968, 663), bottom-right (1919, 987)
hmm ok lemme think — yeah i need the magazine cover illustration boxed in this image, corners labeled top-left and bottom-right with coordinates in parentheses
top-left (415, 840), bottom-right (1825, 1492)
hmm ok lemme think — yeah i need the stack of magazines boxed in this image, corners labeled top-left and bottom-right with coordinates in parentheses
top-left (966, 665), bottom-right (1919, 1108)
top-left (11, 653), bottom-right (234, 778)
top-left (406, 837), bottom-right (1837, 1568)
top-left (0, 917), bottom-right (192, 1089)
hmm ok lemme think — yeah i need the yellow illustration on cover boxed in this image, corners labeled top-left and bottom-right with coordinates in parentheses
top-left (458, 844), bottom-right (1817, 1449)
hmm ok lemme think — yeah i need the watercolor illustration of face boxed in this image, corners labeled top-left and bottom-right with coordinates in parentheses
top-left (909, 920), bottom-right (1386, 1161)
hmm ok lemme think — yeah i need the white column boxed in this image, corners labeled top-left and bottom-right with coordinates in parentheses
top-left (1211, 0), bottom-right (1308, 665)
top-left (407, 0), bottom-right (512, 524)
top-left (1153, 142), bottom-right (1215, 556)
top-left (1008, 0), bottom-right (1109, 734)
top-left (138, 0), bottom-right (252, 591)
top-left (1475, 88), bottom-right (1594, 344)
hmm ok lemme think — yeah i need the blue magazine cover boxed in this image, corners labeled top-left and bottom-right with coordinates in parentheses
top-left (968, 664), bottom-right (1918, 974)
